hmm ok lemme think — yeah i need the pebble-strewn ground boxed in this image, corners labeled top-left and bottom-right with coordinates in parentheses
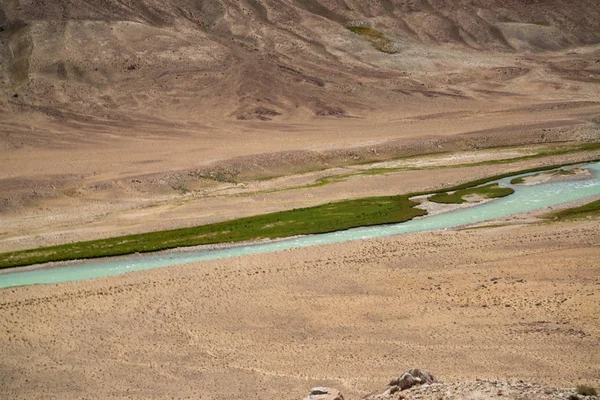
top-left (1, 217), bottom-right (598, 399)
top-left (399, 380), bottom-right (599, 400)
top-left (308, 376), bottom-right (600, 399)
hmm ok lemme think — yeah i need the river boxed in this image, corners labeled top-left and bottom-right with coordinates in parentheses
top-left (1, 162), bottom-right (598, 289)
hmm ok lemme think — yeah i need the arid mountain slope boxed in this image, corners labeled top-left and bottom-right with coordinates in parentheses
top-left (2, 0), bottom-right (600, 124)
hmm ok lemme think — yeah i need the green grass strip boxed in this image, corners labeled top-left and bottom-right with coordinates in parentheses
top-left (254, 142), bottom-right (600, 195)
top-left (429, 184), bottom-right (515, 204)
top-left (0, 196), bottom-right (425, 269)
top-left (544, 199), bottom-right (600, 221)
top-left (429, 159), bottom-right (598, 193)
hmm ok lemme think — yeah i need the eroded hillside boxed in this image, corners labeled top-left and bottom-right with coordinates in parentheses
top-left (2, 0), bottom-right (600, 125)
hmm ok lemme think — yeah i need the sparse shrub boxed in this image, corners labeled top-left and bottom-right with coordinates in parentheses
top-left (576, 385), bottom-right (597, 396)
top-left (347, 26), bottom-right (397, 54)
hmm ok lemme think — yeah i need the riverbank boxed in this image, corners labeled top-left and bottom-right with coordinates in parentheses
top-left (463, 194), bottom-right (600, 230)
top-left (2, 144), bottom-right (599, 255)
top-left (1, 158), bottom-right (598, 271)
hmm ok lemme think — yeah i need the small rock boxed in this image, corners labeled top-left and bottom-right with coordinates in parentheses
top-left (407, 369), bottom-right (435, 385)
top-left (389, 369), bottom-right (436, 391)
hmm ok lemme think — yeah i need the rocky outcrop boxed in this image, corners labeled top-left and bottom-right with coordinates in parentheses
top-left (389, 369), bottom-right (435, 390)
top-left (302, 369), bottom-right (435, 400)
top-left (304, 370), bottom-right (600, 400)
top-left (364, 369), bottom-right (435, 399)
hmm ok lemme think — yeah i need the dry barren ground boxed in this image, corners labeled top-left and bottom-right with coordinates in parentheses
top-left (1, 218), bottom-right (598, 399)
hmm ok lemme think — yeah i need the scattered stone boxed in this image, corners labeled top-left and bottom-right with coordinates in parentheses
top-left (305, 387), bottom-right (344, 400)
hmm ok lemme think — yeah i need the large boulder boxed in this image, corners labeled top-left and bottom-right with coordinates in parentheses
top-left (389, 372), bottom-right (417, 390)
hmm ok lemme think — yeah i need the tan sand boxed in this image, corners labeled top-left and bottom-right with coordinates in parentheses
top-left (411, 194), bottom-right (495, 218)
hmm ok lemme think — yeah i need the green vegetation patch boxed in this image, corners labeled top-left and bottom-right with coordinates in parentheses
top-left (240, 143), bottom-right (600, 198)
top-left (555, 169), bottom-right (577, 176)
top-left (1, 159), bottom-right (597, 270)
top-left (544, 199), bottom-right (600, 221)
top-left (435, 161), bottom-right (594, 193)
top-left (0, 196), bottom-right (425, 269)
top-left (429, 184), bottom-right (515, 204)
top-left (510, 177), bottom-right (525, 184)
top-left (347, 26), bottom-right (397, 54)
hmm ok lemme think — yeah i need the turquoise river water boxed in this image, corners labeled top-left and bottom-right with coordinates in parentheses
top-left (1, 162), bottom-right (599, 289)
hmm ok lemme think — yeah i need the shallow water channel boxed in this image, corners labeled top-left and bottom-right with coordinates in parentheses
top-left (1, 162), bottom-right (599, 289)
